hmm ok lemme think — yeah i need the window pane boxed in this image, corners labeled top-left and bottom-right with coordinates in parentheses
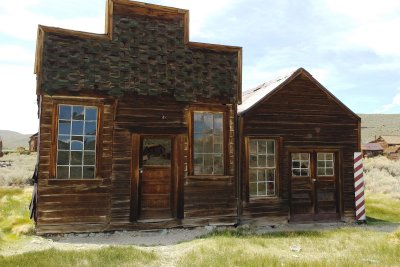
top-left (301, 153), bottom-right (309, 160)
top-left (213, 115), bottom-right (223, 134)
top-left (70, 167), bottom-right (82, 178)
top-left (266, 169), bottom-right (274, 182)
top-left (56, 104), bottom-right (97, 179)
top-left (59, 105), bottom-right (72, 120)
top-left (249, 169), bottom-right (257, 182)
top-left (293, 169), bottom-right (300, 176)
top-left (84, 136), bottom-right (96, 150)
top-left (258, 141), bottom-right (266, 154)
top-left (317, 168), bottom-right (325, 176)
top-left (267, 141), bottom-right (274, 154)
top-left (317, 153), bottom-right (324, 160)
top-left (58, 135), bottom-right (70, 150)
top-left (72, 106), bottom-right (84, 120)
top-left (258, 182), bottom-right (266, 196)
top-left (194, 134), bottom-right (203, 153)
top-left (301, 169), bottom-right (309, 176)
top-left (59, 120), bottom-right (71, 135)
top-left (83, 166), bottom-right (95, 178)
top-left (326, 168), bottom-right (334, 176)
top-left (85, 121), bottom-right (97, 135)
top-left (204, 114), bottom-right (213, 134)
top-left (85, 107), bottom-right (97, 120)
top-left (267, 182), bottom-right (275, 196)
top-left (258, 155), bottom-right (266, 167)
top-left (204, 134), bottom-right (213, 152)
top-left (267, 155), bottom-right (275, 167)
top-left (57, 166), bottom-right (69, 179)
top-left (213, 155), bottom-right (223, 175)
top-left (250, 183), bottom-right (257, 196)
top-left (292, 153), bottom-right (300, 160)
top-left (326, 153), bottom-right (333, 160)
top-left (193, 111), bottom-right (224, 175)
top-left (257, 169), bottom-right (266, 182)
top-left (250, 155), bottom-right (257, 167)
top-left (204, 154), bottom-right (213, 173)
top-left (317, 161), bottom-right (325, 168)
top-left (292, 161), bottom-right (300, 168)
top-left (84, 151), bottom-right (96, 165)
top-left (57, 151), bottom-right (69, 165)
top-left (301, 161), bottom-right (309, 168)
top-left (70, 151), bottom-right (83, 165)
top-left (326, 161), bottom-right (333, 168)
top-left (250, 140), bottom-right (257, 154)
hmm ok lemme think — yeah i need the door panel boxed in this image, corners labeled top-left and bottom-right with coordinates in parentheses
top-left (290, 150), bottom-right (339, 221)
top-left (139, 138), bottom-right (173, 220)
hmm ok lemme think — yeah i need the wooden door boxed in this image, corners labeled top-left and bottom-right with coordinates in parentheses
top-left (139, 137), bottom-right (173, 220)
top-left (290, 150), bottom-right (339, 221)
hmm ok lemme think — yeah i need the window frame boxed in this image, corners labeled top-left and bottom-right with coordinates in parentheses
top-left (291, 152), bottom-right (311, 177)
top-left (316, 152), bottom-right (335, 177)
top-left (50, 99), bottom-right (103, 180)
top-left (245, 136), bottom-right (281, 200)
top-left (188, 106), bottom-right (228, 176)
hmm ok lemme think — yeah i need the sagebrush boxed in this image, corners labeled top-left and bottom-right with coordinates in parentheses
top-left (0, 153), bottom-right (36, 186)
top-left (363, 156), bottom-right (400, 199)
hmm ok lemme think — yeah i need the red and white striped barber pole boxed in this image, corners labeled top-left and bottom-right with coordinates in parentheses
top-left (354, 152), bottom-right (366, 222)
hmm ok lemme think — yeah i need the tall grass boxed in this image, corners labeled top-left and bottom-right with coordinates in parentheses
top-left (178, 228), bottom-right (400, 267)
top-left (363, 156), bottom-right (400, 199)
top-left (0, 187), bottom-right (34, 243)
top-left (0, 247), bottom-right (158, 267)
top-left (0, 152), bottom-right (37, 186)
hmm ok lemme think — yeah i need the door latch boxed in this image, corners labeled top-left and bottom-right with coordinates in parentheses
top-left (139, 168), bottom-right (143, 174)
top-left (312, 179), bottom-right (317, 182)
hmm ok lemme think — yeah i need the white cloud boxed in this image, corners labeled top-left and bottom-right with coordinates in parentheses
top-left (375, 89), bottom-right (400, 113)
top-left (0, 64), bottom-right (38, 134)
top-left (323, 0), bottom-right (400, 56)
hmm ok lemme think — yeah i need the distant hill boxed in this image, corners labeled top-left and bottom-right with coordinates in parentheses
top-left (358, 114), bottom-right (400, 144)
top-left (0, 130), bottom-right (33, 150)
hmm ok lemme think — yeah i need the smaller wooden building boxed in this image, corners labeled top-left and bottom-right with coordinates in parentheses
top-left (361, 143), bottom-right (383, 158)
top-left (238, 68), bottom-right (360, 224)
top-left (370, 135), bottom-right (400, 156)
top-left (29, 133), bottom-right (39, 152)
top-left (0, 137), bottom-right (3, 157)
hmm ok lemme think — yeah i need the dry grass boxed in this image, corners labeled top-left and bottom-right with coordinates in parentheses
top-left (0, 152), bottom-right (36, 186)
top-left (363, 156), bottom-right (400, 199)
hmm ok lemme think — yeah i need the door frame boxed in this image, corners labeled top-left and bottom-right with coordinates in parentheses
top-left (287, 147), bottom-right (343, 221)
top-left (130, 133), bottom-right (184, 222)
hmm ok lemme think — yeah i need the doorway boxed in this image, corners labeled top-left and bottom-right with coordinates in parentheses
top-left (289, 150), bottom-right (340, 221)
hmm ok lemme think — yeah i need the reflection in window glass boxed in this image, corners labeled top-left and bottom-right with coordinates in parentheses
top-left (317, 153), bottom-right (334, 176)
top-left (142, 138), bottom-right (171, 166)
top-left (249, 139), bottom-right (276, 197)
top-left (292, 153), bottom-right (310, 176)
top-left (56, 105), bottom-right (97, 179)
top-left (193, 112), bottom-right (224, 175)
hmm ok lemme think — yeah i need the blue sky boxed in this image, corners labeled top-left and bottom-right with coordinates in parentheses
top-left (1, 0), bottom-right (399, 134)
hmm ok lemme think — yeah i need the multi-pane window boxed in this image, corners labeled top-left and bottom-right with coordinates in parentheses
top-left (56, 105), bottom-right (98, 179)
top-left (193, 112), bottom-right (224, 175)
top-left (292, 153), bottom-right (310, 176)
top-left (317, 153), bottom-right (334, 176)
top-left (249, 139), bottom-right (276, 197)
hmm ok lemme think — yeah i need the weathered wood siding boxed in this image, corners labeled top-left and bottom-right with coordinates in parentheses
top-left (241, 73), bottom-right (360, 223)
top-left (36, 95), bottom-right (114, 234)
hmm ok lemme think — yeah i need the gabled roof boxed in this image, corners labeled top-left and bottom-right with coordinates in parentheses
top-left (362, 143), bottom-right (384, 151)
top-left (238, 67), bottom-right (360, 120)
top-left (377, 135), bottom-right (400, 145)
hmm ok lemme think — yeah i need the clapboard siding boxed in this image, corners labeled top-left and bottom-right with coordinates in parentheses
top-left (240, 72), bottom-right (360, 224)
top-left (36, 95), bottom-right (114, 234)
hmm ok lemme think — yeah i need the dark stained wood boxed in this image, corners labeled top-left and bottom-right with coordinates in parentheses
top-left (240, 72), bottom-right (359, 224)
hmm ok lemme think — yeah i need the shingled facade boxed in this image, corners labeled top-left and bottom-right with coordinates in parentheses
top-left (34, 0), bottom-right (242, 234)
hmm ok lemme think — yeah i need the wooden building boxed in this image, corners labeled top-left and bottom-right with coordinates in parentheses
top-left (33, 0), bottom-right (242, 234)
top-left (371, 135), bottom-right (400, 152)
top-left (29, 133), bottom-right (39, 152)
top-left (0, 137), bottom-right (3, 157)
top-left (238, 68), bottom-right (361, 224)
top-left (361, 143), bottom-right (383, 158)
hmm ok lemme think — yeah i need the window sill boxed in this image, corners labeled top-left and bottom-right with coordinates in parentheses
top-left (47, 178), bottom-right (110, 185)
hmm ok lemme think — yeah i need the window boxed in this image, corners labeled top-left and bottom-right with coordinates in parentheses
top-left (292, 153), bottom-right (310, 176)
top-left (193, 112), bottom-right (224, 175)
top-left (56, 105), bottom-right (98, 179)
top-left (249, 139), bottom-right (276, 197)
top-left (317, 153), bottom-right (334, 176)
